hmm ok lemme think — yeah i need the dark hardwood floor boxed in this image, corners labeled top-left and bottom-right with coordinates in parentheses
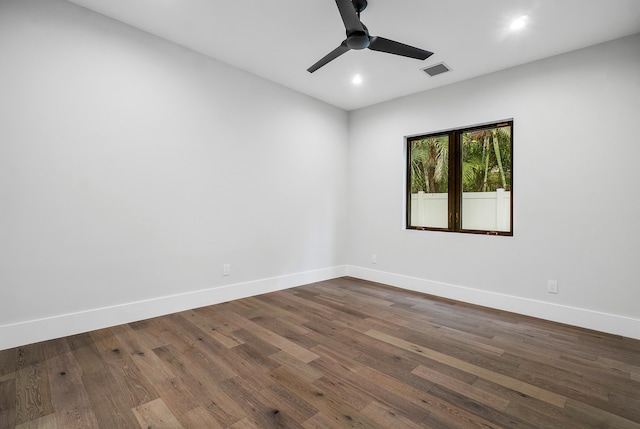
top-left (1, 277), bottom-right (639, 428)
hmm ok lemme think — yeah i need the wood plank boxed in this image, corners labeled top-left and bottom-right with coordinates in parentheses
top-left (0, 378), bottom-right (17, 428)
top-left (412, 364), bottom-right (510, 412)
top-left (232, 330), bottom-right (281, 370)
top-left (162, 315), bottom-right (239, 382)
top-left (114, 326), bottom-right (176, 385)
top-left (134, 317), bottom-right (194, 353)
top-left (269, 366), bottom-right (386, 429)
top-left (81, 369), bottom-right (141, 428)
top-left (257, 383), bottom-right (318, 424)
top-left (14, 412), bottom-right (57, 429)
top-left (0, 348), bottom-right (17, 378)
top-left (250, 315), bottom-right (316, 349)
top-left (471, 378), bottom-right (577, 428)
top-left (366, 328), bottom-right (568, 408)
top-left (440, 326), bottom-right (506, 356)
top-left (65, 334), bottom-right (105, 375)
top-left (132, 398), bottom-right (183, 429)
top-left (219, 311), bottom-right (320, 363)
top-left (302, 411), bottom-right (346, 429)
top-left (360, 401), bottom-right (424, 429)
top-left (44, 351), bottom-right (99, 429)
top-left (230, 417), bottom-right (260, 429)
top-left (152, 344), bottom-right (247, 426)
top-left (183, 309), bottom-right (245, 348)
top-left (499, 399), bottom-right (584, 429)
top-left (16, 344), bottom-right (46, 368)
top-left (312, 373), bottom-right (372, 411)
top-left (180, 406), bottom-right (224, 429)
top-left (15, 363), bottom-right (55, 426)
top-left (308, 351), bottom-right (430, 424)
top-left (147, 378), bottom-right (199, 421)
top-left (564, 398), bottom-right (640, 429)
top-left (103, 351), bottom-right (158, 407)
top-left (218, 376), bottom-right (306, 429)
top-left (353, 363), bottom-right (505, 428)
top-left (269, 350), bottom-right (323, 383)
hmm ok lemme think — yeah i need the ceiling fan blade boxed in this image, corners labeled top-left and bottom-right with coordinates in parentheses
top-left (335, 0), bottom-right (364, 34)
top-left (368, 36), bottom-right (433, 60)
top-left (307, 41), bottom-right (351, 73)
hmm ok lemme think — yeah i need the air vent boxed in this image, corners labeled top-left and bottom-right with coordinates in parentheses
top-left (422, 63), bottom-right (451, 77)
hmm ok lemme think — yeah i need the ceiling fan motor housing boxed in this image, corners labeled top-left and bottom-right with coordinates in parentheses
top-left (347, 31), bottom-right (370, 49)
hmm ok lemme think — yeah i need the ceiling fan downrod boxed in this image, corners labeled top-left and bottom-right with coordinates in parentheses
top-left (352, 0), bottom-right (367, 16)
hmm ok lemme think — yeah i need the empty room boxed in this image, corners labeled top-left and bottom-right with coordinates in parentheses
top-left (1, 0), bottom-right (639, 427)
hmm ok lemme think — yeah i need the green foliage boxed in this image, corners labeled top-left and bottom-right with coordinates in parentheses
top-left (462, 126), bottom-right (511, 192)
top-left (409, 125), bottom-right (511, 194)
top-left (410, 136), bottom-right (449, 193)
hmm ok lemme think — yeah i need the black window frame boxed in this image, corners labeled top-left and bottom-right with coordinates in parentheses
top-left (406, 120), bottom-right (513, 236)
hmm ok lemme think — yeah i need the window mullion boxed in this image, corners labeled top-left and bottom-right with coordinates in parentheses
top-left (450, 131), bottom-right (462, 231)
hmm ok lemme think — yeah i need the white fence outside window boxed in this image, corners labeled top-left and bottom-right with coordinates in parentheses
top-left (410, 189), bottom-right (511, 231)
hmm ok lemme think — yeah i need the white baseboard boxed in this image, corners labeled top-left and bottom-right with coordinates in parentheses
top-left (0, 265), bottom-right (347, 351)
top-left (4, 264), bottom-right (637, 351)
top-left (347, 265), bottom-right (640, 341)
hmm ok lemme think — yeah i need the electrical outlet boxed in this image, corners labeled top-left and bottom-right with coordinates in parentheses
top-left (223, 263), bottom-right (230, 276)
top-left (371, 254), bottom-right (377, 264)
top-left (547, 280), bottom-right (558, 294)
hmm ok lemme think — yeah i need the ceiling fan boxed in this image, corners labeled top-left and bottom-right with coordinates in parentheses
top-left (308, 0), bottom-right (434, 73)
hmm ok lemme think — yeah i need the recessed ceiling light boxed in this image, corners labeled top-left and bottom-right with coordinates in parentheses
top-left (510, 15), bottom-right (528, 31)
top-left (352, 74), bottom-right (363, 85)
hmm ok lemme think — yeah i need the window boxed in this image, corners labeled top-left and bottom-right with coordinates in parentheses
top-left (407, 120), bottom-right (513, 235)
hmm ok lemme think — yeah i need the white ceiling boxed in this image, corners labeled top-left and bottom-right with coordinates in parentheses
top-left (66, 0), bottom-right (640, 111)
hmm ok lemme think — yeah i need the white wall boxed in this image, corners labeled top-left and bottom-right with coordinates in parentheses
top-left (0, 0), bottom-right (349, 349)
top-left (347, 33), bottom-right (640, 338)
